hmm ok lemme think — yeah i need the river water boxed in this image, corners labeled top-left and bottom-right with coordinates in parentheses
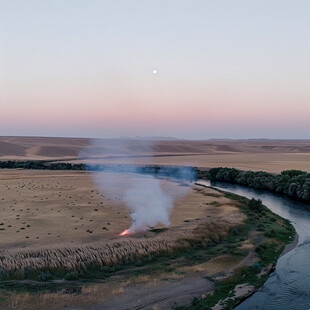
top-left (197, 180), bottom-right (310, 310)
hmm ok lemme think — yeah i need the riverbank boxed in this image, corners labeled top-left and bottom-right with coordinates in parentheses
top-left (206, 180), bottom-right (310, 310)
top-left (210, 236), bottom-right (300, 310)
top-left (281, 233), bottom-right (299, 257)
top-left (185, 185), bottom-right (296, 310)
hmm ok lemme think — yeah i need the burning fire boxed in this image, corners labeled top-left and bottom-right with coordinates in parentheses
top-left (119, 229), bottom-right (130, 236)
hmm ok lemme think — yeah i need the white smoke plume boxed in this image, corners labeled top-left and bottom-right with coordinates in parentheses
top-left (123, 175), bottom-right (173, 233)
top-left (80, 139), bottom-right (196, 234)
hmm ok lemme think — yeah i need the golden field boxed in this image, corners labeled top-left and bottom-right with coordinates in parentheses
top-left (0, 169), bottom-right (243, 271)
top-left (1, 136), bottom-right (310, 173)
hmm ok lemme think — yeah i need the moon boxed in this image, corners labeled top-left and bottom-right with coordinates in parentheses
top-left (152, 69), bottom-right (158, 75)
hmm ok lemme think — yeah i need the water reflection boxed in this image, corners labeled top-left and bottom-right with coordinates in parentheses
top-left (197, 180), bottom-right (310, 310)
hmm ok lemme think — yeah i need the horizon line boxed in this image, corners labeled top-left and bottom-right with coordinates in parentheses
top-left (1, 135), bottom-right (310, 142)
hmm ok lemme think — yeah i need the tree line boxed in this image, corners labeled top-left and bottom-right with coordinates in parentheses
top-left (205, 167), bottom-right (310, 201)
top-left (0, 160), bottom-right (85, 170)
top-left (0, 161), bottom-right (196, 181)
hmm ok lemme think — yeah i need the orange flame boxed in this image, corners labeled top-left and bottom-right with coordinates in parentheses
top-left (119, 229), bottom-right (130, 236)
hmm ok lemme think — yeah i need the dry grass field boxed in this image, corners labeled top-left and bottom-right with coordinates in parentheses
top-left (0, 169), bottom-right (245, 275)
top-left (0, 170), bottom-right (237, 250)
top-left (0, 136), bottom-right (298, 309)
top-left (0, 168), bottom-right (249, 310)
top-left (1, 136), bottom-right (310, 173)
top-left (0, 168), bottom-right (249, 309)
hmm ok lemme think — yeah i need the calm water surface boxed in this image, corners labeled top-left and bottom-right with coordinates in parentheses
top-left (198, 180), bottom-right (310, 310)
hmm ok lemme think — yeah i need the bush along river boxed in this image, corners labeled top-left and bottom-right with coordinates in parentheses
top-left (198, 180), bottom-right (310, 310)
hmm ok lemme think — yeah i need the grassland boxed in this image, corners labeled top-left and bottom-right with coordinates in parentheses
top-left (0, 172), bottom-right (295, 309)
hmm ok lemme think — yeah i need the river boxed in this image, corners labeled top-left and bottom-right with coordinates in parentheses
top-left (197, 180), bottom-right (310, 310)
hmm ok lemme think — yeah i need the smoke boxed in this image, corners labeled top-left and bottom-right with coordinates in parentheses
top-left (123, 174), bottom-right (173, 232)
top-left (80, 139), bottom-right (196, 233)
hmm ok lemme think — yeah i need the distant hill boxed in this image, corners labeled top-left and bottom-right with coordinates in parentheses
top-left (1, 136), bottom-right (310, 173)
top-left (119, 136), bottom-right (180, 141)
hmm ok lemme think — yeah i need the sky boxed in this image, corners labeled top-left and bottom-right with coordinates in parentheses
top-left (0, 0), bottom-right (309, 139)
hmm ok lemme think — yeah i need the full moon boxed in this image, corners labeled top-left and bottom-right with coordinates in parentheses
top-left (152, 69), bottom-right (158, 75)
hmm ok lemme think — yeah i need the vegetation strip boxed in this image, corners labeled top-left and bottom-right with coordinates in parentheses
top-left (0, 160), bottom-right (196, 181)
top-left (199, 167), bottom-right (310, 202)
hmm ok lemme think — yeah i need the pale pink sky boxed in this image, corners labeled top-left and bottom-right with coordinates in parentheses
top-left (1, 1), bottom-right (309, 139)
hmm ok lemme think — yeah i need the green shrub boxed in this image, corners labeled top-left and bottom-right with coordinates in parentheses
top-left (248, 198), bottom-right (263, 213)
top-left (65, 271), bottom-right (79, 281)
top-left (38, 271), bottom-right (52, 282)
top-left (0, 268), bottom-right (9, 280)
top-left (252, 262), bottom-right (262, 274)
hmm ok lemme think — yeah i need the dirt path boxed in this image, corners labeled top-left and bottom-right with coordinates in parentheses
top-left (88, 275), bottom-right (213, 310)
